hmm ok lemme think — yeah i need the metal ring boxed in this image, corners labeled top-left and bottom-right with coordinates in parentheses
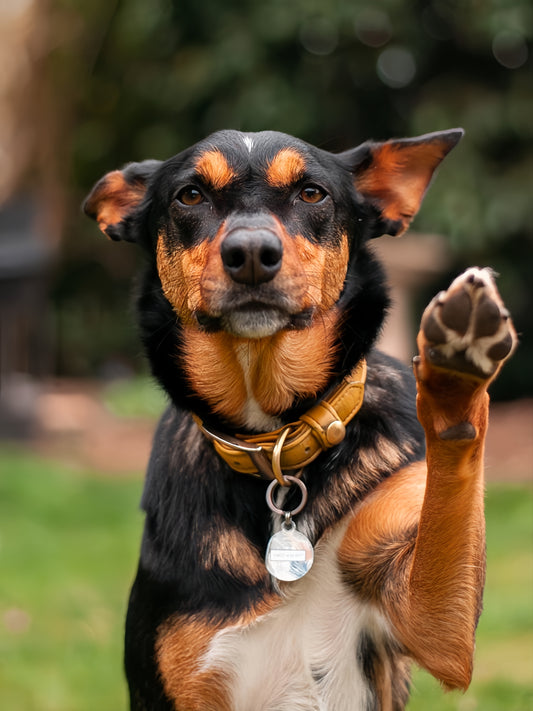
top-left (271, 425), bottom-right (292, 485)
top-left (199, 423), bottom-right (263, 453)
top-left (266, 475), bottom-right (308, 517)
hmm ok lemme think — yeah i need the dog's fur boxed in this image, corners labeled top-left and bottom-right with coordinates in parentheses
top-left (84, 129), bottom-right (516, 710)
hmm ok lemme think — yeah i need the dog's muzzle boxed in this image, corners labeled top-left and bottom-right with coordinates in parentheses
top-left (220, 215), bottom-right (283, 287)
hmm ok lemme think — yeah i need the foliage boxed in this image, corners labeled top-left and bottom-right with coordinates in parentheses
top-left (1, 448), bottom-right (532, 709)
top-left (47, 0), bottom-right (532, 393)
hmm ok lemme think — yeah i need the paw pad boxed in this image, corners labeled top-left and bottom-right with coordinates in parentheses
top-left (421, 268), bottom-right (516, 378)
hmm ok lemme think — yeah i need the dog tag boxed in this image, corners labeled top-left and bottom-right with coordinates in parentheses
top-left (266, 519), bottom-right (314, 581)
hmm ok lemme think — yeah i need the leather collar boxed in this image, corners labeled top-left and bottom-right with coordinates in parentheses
top-left (194, 359), bottom-right (367, 485)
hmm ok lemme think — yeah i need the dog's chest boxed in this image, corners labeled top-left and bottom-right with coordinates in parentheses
top-left (200, 526), bottom-right (391, 711)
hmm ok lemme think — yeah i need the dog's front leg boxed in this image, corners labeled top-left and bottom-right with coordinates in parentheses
top-left (395, 268), bottom-right (516, 688)
top-left (339, 268), bottom-right (516, 691)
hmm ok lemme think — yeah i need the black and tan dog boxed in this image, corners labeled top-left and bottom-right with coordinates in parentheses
top-left (84, 129), bottom-right (516, 710)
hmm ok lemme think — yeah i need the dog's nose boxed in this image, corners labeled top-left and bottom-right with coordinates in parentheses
top-left (221, 229), bottom-right (283, 286)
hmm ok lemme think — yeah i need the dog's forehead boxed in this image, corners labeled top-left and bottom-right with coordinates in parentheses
top-left (165, 130), bottom-right (334, 186)
top-left (195, 129), bottom-right (314, 162)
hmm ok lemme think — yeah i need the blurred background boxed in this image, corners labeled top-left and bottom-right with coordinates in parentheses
top-left (0, 1), bottom-right (531, 709)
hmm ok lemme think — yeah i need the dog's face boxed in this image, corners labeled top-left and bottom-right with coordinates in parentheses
top-left (85, 129), bottom-right (462, 342)
top-left (154, 131), bottom-right (358, 340)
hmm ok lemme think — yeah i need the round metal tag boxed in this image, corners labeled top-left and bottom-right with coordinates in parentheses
top-left (265, 520), bottom-right (314, 581)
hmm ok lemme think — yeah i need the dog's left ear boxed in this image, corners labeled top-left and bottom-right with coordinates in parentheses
top-left (342, 129), bottom-right (463, 238)
top-left (83, 160), bottom-right (162, 241)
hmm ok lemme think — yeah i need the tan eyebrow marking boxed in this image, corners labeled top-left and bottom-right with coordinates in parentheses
top-left (195, 149), bottom-right (236, 190)
top-left (266, 148), bottom-right (306, 188)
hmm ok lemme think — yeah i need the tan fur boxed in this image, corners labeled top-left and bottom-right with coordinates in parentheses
top-left (157, 225), bottom-right (349, 323)
top-left (354, 140), bottom-right (456, 235)
top-left (287, 232), bottom-right (350, 311)
top-left (85, 170), bottom-right (146, 235)
top-left (248, 311), bottom-right (341, 413)
top-left (189, 226), bottom-right (348, 318)
top-left (266, 148), bottom-right (306, 187)
top-left (157, 616), bottom-right (232, 711)
top-left (156, 234), bottom-right (210, 325)
top-left (180, 311), bottom-right (340, 425)
top-left (181, 330), bottom-right (249, 418)
top-left (195, 149), bottom-right (236, 190)
top-left (157, 600), bottom-right (279, 711)
top-left (157, 616), bottom-right (233, 711)
top-left (199, 518), bottom-right (268, 585)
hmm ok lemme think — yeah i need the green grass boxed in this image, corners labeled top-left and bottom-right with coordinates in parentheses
top-left (0, 448), bottom-right (144, 711)
top-left (103, 375), bottom-right (167, 419)
top-left (0, 447), bottom-right (532, 710)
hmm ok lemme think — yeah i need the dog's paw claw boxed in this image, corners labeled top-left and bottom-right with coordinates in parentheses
top-left (421, 267), bottom-right (516, 379)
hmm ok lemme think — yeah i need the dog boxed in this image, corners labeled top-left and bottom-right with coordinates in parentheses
top-left (84, 128), bottom-right (516, 710)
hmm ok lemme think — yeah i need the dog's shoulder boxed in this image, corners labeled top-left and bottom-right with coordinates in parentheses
top-left (363, 349), bottom-right (423, 442)
top-left (335, 348), bottom-right (425, 472)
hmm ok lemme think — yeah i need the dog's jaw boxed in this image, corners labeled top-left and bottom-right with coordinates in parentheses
top-left (210, 305), bottom-right (315, 339)
top-left (219, 306), bottom-right (291, 339)
top-left (187, 298), bottom-right (310, 339)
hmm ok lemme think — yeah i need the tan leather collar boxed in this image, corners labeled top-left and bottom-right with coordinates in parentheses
top-left (194, 359), bottom-right (367, 485)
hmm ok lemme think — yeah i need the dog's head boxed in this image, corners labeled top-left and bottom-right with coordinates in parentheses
top-left (85, 129), bottom-right (461, 338)
top-left (84, 129), bottom-right (462, 425)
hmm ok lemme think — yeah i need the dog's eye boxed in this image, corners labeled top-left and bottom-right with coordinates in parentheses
top-left (299, 185), bottom-right (327, 204)
top-left (176, 187), bottom-right (205, 206)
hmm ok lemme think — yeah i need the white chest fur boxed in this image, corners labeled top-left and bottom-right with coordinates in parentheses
top-left (199, 525), bottom-right (393, 711)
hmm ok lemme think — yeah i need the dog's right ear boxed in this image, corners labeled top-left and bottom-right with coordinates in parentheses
top-left (83, 160), bottom-right (161, 241)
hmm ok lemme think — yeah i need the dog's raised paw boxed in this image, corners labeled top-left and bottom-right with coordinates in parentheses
top-left (420, 267), bottom-right (516, 378)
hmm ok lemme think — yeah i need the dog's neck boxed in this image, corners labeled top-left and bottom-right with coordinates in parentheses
top-left (179, 309), bottom-right (341, 430)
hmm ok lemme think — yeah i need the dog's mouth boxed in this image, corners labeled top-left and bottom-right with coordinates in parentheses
top-left (196, 303), bottom-right (315, 338)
